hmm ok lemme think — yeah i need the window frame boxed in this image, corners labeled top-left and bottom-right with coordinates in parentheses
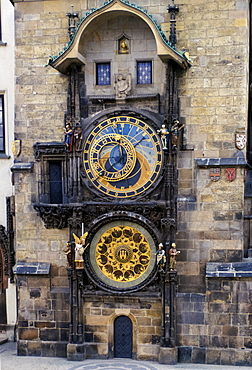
top-left (0, 0), bottom-right (8, 46)
top-left (136, 60), bottom-right (153, 85)
top-left (96, 62), bottom-right (111, 86)
top-left (0, 94), bottom-right (5, 153)
top-left (48, 160), bottom-right (63, 204)
top-left (0, 0), bottom-right (2, 42)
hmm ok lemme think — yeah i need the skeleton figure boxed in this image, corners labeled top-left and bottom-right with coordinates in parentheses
top-left (157, 124), bottom-right (170, 150)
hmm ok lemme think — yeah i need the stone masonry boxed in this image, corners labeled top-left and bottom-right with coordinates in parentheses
top-left (11, 0), bottom-right (251, 365)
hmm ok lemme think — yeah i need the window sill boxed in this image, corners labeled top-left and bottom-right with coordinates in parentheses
top-left (95, 85), bottom-right (111, 87)
top-left (0, 41), bottom-right (7, 47)
top-left (0, 153), bottom-right (10, 159)
top-left (136, 84), bottom-right (153, 87)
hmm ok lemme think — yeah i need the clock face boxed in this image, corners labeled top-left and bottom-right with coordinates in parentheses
top-left (88, 220), bottom-right (156, 290)
top-left (83, 116), bottom-right (163, 198)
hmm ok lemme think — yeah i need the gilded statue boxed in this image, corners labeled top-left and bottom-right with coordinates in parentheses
top-left (73, 232), bottom-right (89, 269)
top-left (119, 38), bottom-right (129, 54)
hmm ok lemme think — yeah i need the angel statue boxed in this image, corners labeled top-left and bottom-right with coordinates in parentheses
top-left (73, 232), bottom-right (89, 269)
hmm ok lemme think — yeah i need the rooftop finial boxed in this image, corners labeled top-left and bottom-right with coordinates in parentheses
top-left (168, 0), bottom-right (179, 47)
top-left (66, 5), bottom-right (79, 40)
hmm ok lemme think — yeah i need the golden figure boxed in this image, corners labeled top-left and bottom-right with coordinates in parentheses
top-left (119, 38), bottom-right (129, 54)
top-left (73, 232), bottom-right (89, 269)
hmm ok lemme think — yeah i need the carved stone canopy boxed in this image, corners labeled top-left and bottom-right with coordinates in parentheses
top-left (48, 0), bottom-right (190, 74)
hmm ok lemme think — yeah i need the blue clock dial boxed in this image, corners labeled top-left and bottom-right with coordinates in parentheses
top-left (83, 116), bottom-right (163, 198)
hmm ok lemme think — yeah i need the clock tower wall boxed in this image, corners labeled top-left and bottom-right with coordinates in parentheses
top-left (11, 0), bottom-right (250, 365)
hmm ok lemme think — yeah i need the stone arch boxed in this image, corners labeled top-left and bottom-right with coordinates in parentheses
top-left (49, 0), bottom-right (189, 73)
top-left (108, 311), bottom-right (137, 359)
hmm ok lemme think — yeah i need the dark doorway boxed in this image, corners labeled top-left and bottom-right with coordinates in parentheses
top-left (114, 315), bottom-right (132, 358)
top-left (0, 249), bottom-right (7, 325)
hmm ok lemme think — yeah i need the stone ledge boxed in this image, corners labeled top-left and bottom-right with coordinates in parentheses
top-left (11, 162), bottom-right (34, 173)
top-left (206, 262), bottom-right (252, 277)
top-left (159, 347), bottom-right (177, 364)
top-left (195, 157), bottom-right (247, 168)
top-left (0, 333), bottom-right (8, 345)
top-left (178, 346), bottom-right (252, 366)
top-left (0, 153), bottom-right (11, 159)
top-left (88, 93), bottom-right (159, 100)
top-left (13, 261), bottom-right (50, 275)
top-left (67, 342), bottom-right (85, 361)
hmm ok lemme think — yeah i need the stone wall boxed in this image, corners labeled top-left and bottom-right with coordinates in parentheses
top-left (16, 263), bottom-right (69, 356)
top-left (177, 264), bottom-right (252, 366)
top-left (83, 295), bottom-right (161, 360)
top-left (177, 154), bottom-right (245, 293)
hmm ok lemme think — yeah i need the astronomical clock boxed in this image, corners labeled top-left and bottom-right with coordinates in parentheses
top-left (80, 113), bottom-right (172, 294)
top-left (83, 115), bottom-right (163, 199)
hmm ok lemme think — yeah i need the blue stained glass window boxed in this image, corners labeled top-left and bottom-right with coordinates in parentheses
top-left (137, 61), bottom-right (152, 84)
top-left (0, 95), bottom-right (4, 152)
top-left (96, 63), bottom-right (111, 85)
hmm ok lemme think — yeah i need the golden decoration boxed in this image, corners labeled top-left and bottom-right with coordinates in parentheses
top-left (83, 116), bottom-right (163, 199)
top-left (95, 225), bottom-right (151, 282)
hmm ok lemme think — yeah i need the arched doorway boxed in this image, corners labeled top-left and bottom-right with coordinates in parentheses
top-left (114, 315), bottom-right (132, 358)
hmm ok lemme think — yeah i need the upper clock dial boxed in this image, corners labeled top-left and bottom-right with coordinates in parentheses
top-left (83, 116), bottom-right (163, 198)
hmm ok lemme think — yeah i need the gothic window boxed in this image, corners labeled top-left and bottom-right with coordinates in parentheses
top-left (96, 62), bottom-right (111, 85)
top-left (137, 61), bottom-right (152, 84)
top-left (34, 142), bottom-right (66, 204)
top-left (0, 95), bottom-right (5, 152)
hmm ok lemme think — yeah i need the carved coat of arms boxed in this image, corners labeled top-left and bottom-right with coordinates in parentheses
top-left (235, 133), bottom-right (246, 150)
top-left (225, 168), bottom-right (236, 182)
top-left (210, 168), bottom-right (220, 181)
top-left (12, 140), bottom-right (21, 156)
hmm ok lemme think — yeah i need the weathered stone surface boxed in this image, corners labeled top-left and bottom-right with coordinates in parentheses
top-left (19, 328), bottom-right (39, 340)
top-left (159, 347), bottom-right (177, 364)
top-left (67, 343), bottom-right (85, 361)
